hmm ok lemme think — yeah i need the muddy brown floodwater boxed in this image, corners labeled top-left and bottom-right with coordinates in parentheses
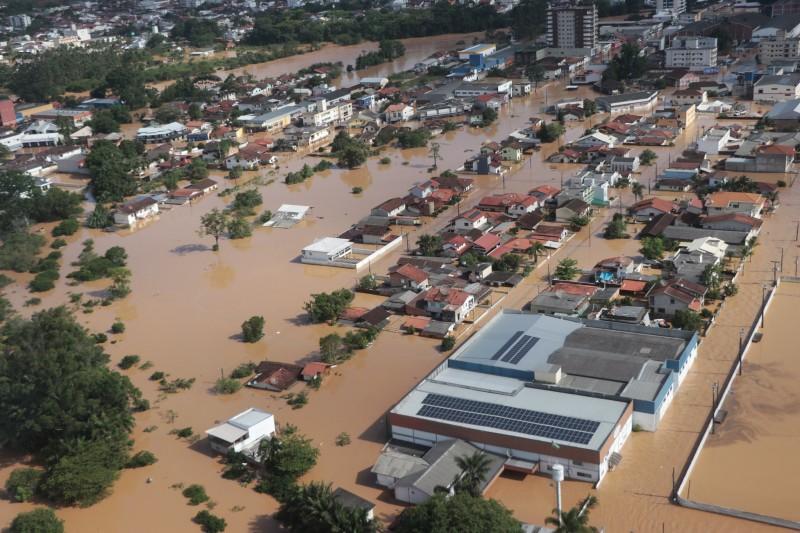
top-left (687, 280), bottom-right (800, 522)
top-left (0, 47), bottom-right (796, 532)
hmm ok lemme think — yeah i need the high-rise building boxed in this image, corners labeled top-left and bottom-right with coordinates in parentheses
top-left (546, 2), bottom-right (598, 51)
top-left (656, 0), bottom-right (686, 15)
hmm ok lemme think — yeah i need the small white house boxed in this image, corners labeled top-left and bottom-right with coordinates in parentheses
top-left (385, 103), bottom-right (414, 123)
top-left (113, 197), bottom-right (159, 227)
top-left (205, 407), bottom-right (276, 454)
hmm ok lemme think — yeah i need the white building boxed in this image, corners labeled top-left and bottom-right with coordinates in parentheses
top-left (665, 37), bottom-right (718, 71)
top-left (113, 197), bottom-right (159, 227)
top-left (205, 408), bottom-right (275, 454)
top-left (656, 0), bottom-right (686, 15)
top-left (453, 79), bottom-right (513, 97)
top-left (301, 237), bottom-right (354, 265)
top-left (457, 43), bottom-right (497, 60)
top-left (385, 103), bottom-right (415, 123)
top-left (136, 122), bottom-right (188, 143)
top-left (697, 127), bottom-right (732, 155)
top-left (753, 73), bottom-right (800, 103)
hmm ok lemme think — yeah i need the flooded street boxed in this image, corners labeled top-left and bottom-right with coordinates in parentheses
top-left (1, 45), bottom-right (798, 532)
top-left (687, 280), bottom-right (800, 522)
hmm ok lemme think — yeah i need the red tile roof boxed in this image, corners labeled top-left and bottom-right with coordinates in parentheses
top-left (393, 263), bottom-right (429, 284)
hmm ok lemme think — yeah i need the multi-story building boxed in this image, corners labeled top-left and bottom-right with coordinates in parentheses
top-left (656, 0), bottom-right (686, 15)
top-left (665, 37), bottom-right (718, 71)
top-left (753, 73), bottom-right (800, 102)
top-left (758, 37), bottom-right (800, 64)
top-left (771, 0), bottom-right (800, 16)
top-left (8, 14), bottom-right (32, 30)
top-left (546, 2), bottom-right (598, 52)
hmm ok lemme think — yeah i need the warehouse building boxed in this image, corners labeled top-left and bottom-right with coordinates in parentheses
top-left (387, 311), bottom-right (698, 484)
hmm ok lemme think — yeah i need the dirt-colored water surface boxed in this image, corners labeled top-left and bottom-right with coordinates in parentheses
top-left (0, 38), bottom-right (796, 532)
top-left (687, 280), bottom-right (800, 523)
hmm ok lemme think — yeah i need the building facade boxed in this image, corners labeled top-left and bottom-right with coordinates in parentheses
top-left (758, 38), bottom-right (800, 64)
top-left (666, 37), bottom-right (718, 71)
top-left (656, 0), bottom-right (686, 15)
top-left (546, 2), bottom-right (598, 51)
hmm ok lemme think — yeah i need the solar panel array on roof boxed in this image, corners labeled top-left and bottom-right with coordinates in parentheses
top-left (417, 393), bottom-right (598, 445)
top-left (502, 335), bottom-right (540, 365)
top-left (491, 330), bottom-right (523, 360)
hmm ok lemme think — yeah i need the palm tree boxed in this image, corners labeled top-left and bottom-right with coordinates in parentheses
top-left (545, 495), bottom-right (599, 533)
top-left (527, 242), bottom-right (546, 264)
top-left (453, 452), bottom-right (493, 497)
top-left (631, 182), bottom-right (645, 203)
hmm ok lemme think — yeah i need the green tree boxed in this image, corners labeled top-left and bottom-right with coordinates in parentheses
top-left (257, 424), bottom-right (319, 499)
top-left (85, 141), bottom-right (139, 202)
top-left (639, 149), bottom-right (657, 166)
top-left (603, 213), bottom-right (627, 239)
top-left (583, 99), bottom-right (597, 116)
top-left (304, 289), bottom-right (354, 323)
top-left (10, 508), bottom-right (64, 533)
top-left (701, 263), bottom-right (722, 290)
top-left (545, 494), bottom-right (599, 533)
top-left (631, 182), bottom-right (645, 202)
top-left (88, 109), bottom-right (120, 134)
top-left (186, 158), bottom-right (209, 181)
top-left (481, 108), bottom-right (498, 126)
top-left (5, 468), bottom-right (43, 502)
top-left (554, 258), bottom-right (580, 280)
top-left (526, 242), bottom-right (546, 263)
top-left (226, 215), bottom-right (252, 239)
top-left (338, 145), bottom-right (368, 169)
top-left (603, 42), bottom-right (647, 81)
top-left (319, 333), bottom-right (348, 363)
top-left (38, 436), bottom-right (128, 506)
top-left (417, 234), bottom-right (443, 256)
top-left (194, 510), bottom-right (227, 533)
top-left (108, 267), bottom-right (132, 299)
top-left (199, 208), bottom-right (230, 250)
top-left (276, 481), bottom-right (377, 533)
top-left (241, 315), bottom-right (265, 343)
top-left (453, 452), bottom-right (492, 497)
top-left (672, 309), bottom-right (703, 331)
top-left (398, 129), bottom-right (431, 148)
top-left (0, 171), bottom-right (35, 234)
top-left (640, 236), bottom-right (665, 260)
top-left (539, 122), bottom-right (565, 143)
top-left (0, 307), bottom-right (136, 454)
top-left (106, 64), bottom-right (149, 109)
top-left (525, 63), bottom-right (546, 89)
top-left (358, 274), bottom-right (378, 291)
top-left (394, 492), bottom-right (520, 533)
top-left (28, 187), bottom-right (83, 223)
top-left (86, 204), bottom-right (113, 229)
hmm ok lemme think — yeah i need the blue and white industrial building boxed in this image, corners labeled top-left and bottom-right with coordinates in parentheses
top-left (388, 311), bottom-right (699, 485)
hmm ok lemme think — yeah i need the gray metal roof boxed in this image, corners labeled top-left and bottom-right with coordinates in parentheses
top-left (371, 449), bottom-right (429, 479)
top-left (396, 440), bottom-right (505, 497)
top-left (662, 226), bottom-right (748, 245)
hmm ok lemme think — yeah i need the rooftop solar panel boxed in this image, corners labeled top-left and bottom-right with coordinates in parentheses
top-left (417, 405), bottom-right (594, 445)
top-left (501, 334), bottom-right (532, 363)
top-left (418, 393), bottom-right (600, 445)
top-left (491, 330), bottom-right (523, 361)
top-left (508, 336), bottom-right (540, 365)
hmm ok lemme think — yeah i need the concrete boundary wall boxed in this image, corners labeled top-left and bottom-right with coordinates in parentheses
top-left (671, 278), bottom-right (800, 530)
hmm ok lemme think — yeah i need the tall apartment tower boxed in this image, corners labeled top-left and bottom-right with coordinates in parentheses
top-left (546, 2), bottom-right (598, 51)
top-left (656, 0), bottom-right (687, 15)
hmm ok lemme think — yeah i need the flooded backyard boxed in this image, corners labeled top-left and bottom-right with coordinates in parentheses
top-left (0, 37), bottom-right (798, 532)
